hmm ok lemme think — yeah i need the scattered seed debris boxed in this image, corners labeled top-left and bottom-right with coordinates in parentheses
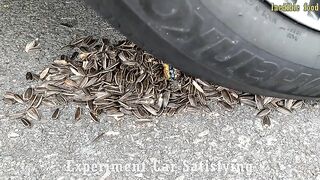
top-left (25, 38), bottom-right (40, 53)
top-left (3, 36), bottom-right (304, 127)
top-left (51, 108), bottom-right (60, 120)
top-left (20, 118), bottom-right (32, 128)
top-left (75, 107), bottom-right (82, 121)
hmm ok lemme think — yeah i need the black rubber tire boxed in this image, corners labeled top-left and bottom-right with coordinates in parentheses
top-left (86, 0), bottom-right (320, 99)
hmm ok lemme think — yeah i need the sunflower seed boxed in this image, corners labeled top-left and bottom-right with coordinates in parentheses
top-left (156, 93), bottom-right (164, 109)
top-left (79, 76), bottom-right (89, 88)
top-left (31, 95), bottom-right (43, 108)
top-left (107, 112), bottom-right (125, 118)
top-left (162, 91), bottom-right (170, 108)
top-left (166, 108), bottom-right (176, 117)
top-left (255, 95), bottom-right (264, 110)
top-left (83, 36), bottom-right (94, 45)
top-left (119, 107), bottom-right (133, 115)
top-left (118, 101), bottom-right (132, 110)
top-left (285, 99), bottom-right (294, 110)
top-left (54, 59), bottom-right (69, 65)
top-left (263, 97), bottom-right (274, 105)
top-left (87, 100), bottom-right (95, 111)
top-left (202, 104), bottom-right (212, 113)
top-left (240, 98), bottom-right (260, 107)
top-left (70, 51), bottom-right (79, 60)
top-left (132, 108), bottom-right (144, 119)
top-left (26, 72), bottom-right (34, 80)
top-left (137, 73), bottom-right (147, 83)
top-left (176, 104), bottom-right (187, 114)
top-left (85, 77), bottom-right (99, 87)
top-left (142, 104), bottom-right (158, 116)
top-left (4, 92), bottom-right (15, 99)
top-left (3, 98), bottom-right (16, 105)
top-left (4, 93), bottom-right (24, 104)
top-left (64, 79), bottom-right (78, 88)
top-left (75, 107), bottom-right (81, 121)
top-left (56, 94), bottom-right (67, 104)
top-left (42, 98), bottom-right (56, 106)
top-left (20, 118), bottom-right (32, 127)
top-left (221, 90), bottom-right (232, 105)
top-left (40, 68), bottom-right (50, 80)
top-left (276, 106), bottom-right (292, 115)
top-left (262, 116), bottom-right (271, 126)
top-left (13, 94), bottom-right (24, 104)
top-left (195, 78), bottom-right (210, 87)
top-left (137, 105), bottom-right (150, 117)
top-left (70, 67), bottom-right (84, 76)
top-left (25, 38), bottom-right (40, 52)
top-left (118, 52), bottom-right (128, 62)
top-left (192, 80), bottom-right (204, 94)
top-left (188, 94), bottom-right (197, 107)
top-left (26, 107), bottom-right (40, 121)
top-left (51, 108), bottom-right (60, 120)
top-left (89, 112), bottom-right (99, 122)
top-left (256, 108), bottom-right (271, 117)
top-left (217, 101), bottom-right (232, 110)
top-left (292, 100), bottom-right (303, 109)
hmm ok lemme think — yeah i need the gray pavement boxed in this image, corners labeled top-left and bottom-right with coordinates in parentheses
top-left (1, 0), bottom-right (320, 179)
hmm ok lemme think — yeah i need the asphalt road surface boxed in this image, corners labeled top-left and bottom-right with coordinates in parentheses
top-left (1, 0), bottom-right (320, 179)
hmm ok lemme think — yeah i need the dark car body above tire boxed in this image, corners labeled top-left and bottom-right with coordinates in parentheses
top-left (86, 0), bottom-right (320, 99)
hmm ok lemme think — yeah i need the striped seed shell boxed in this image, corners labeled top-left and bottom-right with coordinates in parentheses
top-left (26, 107), bottom-right (40, 121)
top-left (217, 100), bottom-right (232, 110)
top-left (75, 107), bottom-right (82, 121)
top-left (89, 112), bottom-right (99, 122)
top-left (276, 106), bottom-right (292, 115)
top-left (51, 108), bottom-right (60, 120)
top-left (221, 90), bottom-right (232, 105)
top-left (188, 94), bottom-right (197, 107)
top-left (25, 38), bottom-right (40, 52)
top-left (292, 100), bottom-right (303, 109)
top-left (142, 104), bottom-right (158, 116)
top-left (256, 108), bottom-right (271, 117)
top-left (285, 99), bottom-right (295, 110)
top-left (13, 94), bottom-right (24, 104)
top-left (40, 67), bottom-right (50, 80)
top-left (192, 80), bottom-right (204, 94)
top-left (255, 95), bottom-right (264, 110)
top-left (31, 95), bottom-right (43, 108)
top-left (262, 116), bottom-right (271, 126)
top-left (20, 118), bottom-right (32, 127)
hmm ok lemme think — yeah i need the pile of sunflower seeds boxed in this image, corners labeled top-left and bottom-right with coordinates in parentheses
top-left (3, 36), bottom-right (304, 128)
